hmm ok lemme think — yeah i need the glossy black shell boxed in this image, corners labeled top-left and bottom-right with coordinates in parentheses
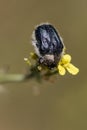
top-left (35, 24), bottom-right (64, 56)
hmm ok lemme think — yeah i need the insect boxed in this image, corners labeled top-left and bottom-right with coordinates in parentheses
top-left (32, 23), bottom-right (64, 69)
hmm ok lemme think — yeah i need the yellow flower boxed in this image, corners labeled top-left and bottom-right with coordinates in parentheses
top-left (24, 52), bottom-right (79, 77)
top-left (57, 54), bottom-right (79, 75)
top-left (30, 52), bottom-right (38, 60)
top-left (24, 57), bottom-right (32, 66)
top-left (24, 52), bottom-right (38, 66)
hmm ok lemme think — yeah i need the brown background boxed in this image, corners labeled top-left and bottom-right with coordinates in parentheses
top-left (0, 0), bottom-right (87, 130)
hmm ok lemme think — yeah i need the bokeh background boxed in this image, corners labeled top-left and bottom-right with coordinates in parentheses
top-left (0, 0), bottom-right (87, 130)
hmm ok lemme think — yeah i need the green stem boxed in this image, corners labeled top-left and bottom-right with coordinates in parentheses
top-left (0, 74), bottom-right (26, 83)
top-left (0, 66), bottom-right (58, 84)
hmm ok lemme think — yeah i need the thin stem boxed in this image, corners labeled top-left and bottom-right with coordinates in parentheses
top-left (0, 74), bottom-right (26, 83)
top-left (0, 65), bottom-right (58, 84)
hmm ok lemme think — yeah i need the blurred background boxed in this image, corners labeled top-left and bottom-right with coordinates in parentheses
top-left (0, 0), bottom-right (87, 130)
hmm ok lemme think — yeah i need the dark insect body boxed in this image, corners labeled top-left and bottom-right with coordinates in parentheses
top-left (33, 23), bottom-right (64, 69)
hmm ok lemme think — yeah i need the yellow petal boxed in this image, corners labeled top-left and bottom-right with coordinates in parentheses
top-left (66, 63), bottom-right (79, 75)
top-left (61, 54), bottom-right (71, 64)
top-left (58, 65), bottom-right (66, 75)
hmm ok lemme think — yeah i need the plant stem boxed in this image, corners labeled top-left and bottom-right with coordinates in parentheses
top-left (0, 74), bottom-right (26, 83)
